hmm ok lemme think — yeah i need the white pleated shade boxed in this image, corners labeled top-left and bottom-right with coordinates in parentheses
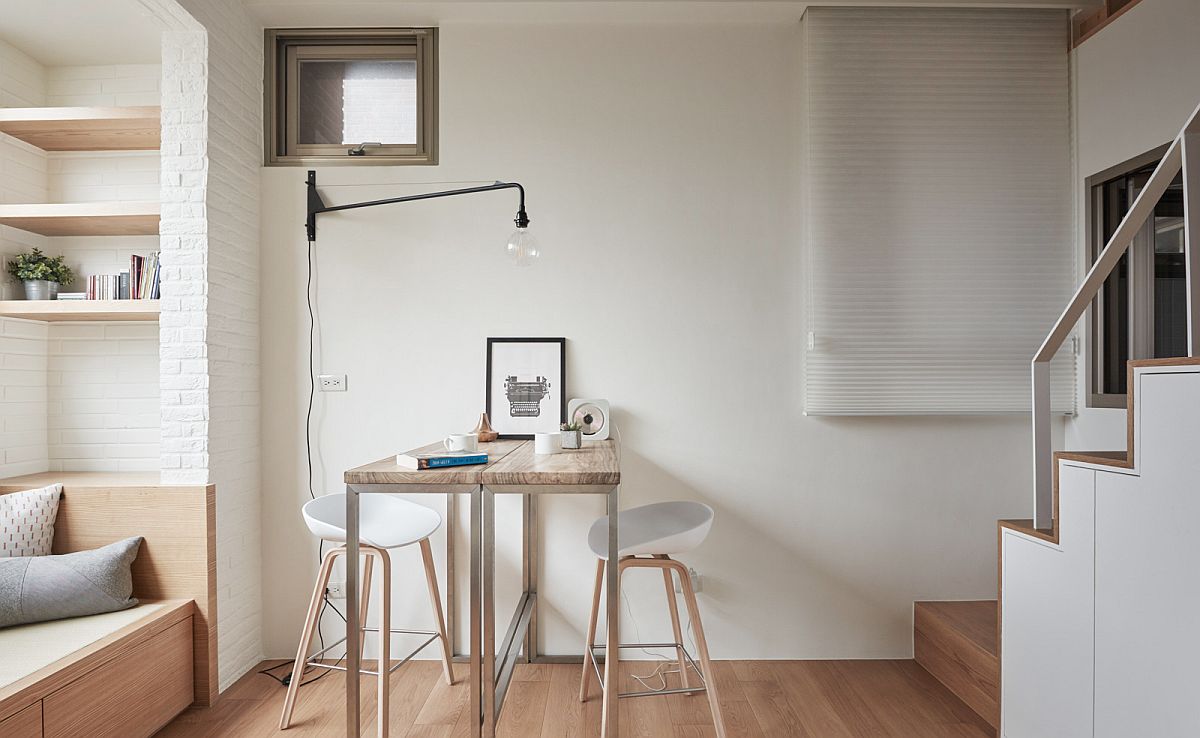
top-left (803, 7), bottom-right (1076, 415)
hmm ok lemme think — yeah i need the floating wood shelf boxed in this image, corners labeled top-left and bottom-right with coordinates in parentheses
top-left (0, 299), bottom-right (160, 322)
top-left (0, 106), bottom-right (160, 151)
top-left (0, 201), bottom-right (159, 236)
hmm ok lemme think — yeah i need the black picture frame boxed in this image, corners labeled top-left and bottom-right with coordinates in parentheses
top-left (485, 337), bottom-right (566, 439)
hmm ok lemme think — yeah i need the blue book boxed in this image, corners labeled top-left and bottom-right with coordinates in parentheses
top-left (396, 451), bottom-right (488, 470)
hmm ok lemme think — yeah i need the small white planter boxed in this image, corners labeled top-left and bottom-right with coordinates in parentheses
top-left (561, 430), bottom-right (582, 449)
top-left (23, 280), bottom-right (58, 300)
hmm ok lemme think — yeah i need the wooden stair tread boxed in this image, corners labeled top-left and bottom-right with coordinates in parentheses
top-left (914, 600), bottom-right (998, 729)
top-left (915, 601), bottom-right (997, 657)
top-left (1056, 450), bottom-right (1130, 468)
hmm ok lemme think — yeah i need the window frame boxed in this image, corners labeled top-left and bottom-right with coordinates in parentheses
top-left (1085, 142), bottom-right (1172, 408)
top-left (265, 28), bottom-right (438, 166)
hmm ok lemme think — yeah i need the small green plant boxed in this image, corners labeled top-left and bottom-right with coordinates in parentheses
top-left (560, 421), bottom-right (582, 432)
top-left (6, 248), bottom-right (74, 285)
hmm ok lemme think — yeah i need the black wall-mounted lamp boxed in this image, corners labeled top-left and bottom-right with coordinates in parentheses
top-left (305, 170), bottom-right (539, 265)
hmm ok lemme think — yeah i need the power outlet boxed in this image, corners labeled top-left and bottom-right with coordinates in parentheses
top-left (674, 567), bottom-right (702, 594)
top-left (319, 374), bottom-right (347, 392)
top-left (326, 581), bottom-right (346, 599)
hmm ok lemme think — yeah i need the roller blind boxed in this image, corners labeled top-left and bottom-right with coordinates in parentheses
top-left (803, 7), bottom-right (1076, 415)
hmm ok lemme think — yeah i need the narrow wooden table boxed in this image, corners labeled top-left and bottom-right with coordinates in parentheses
top-left (343, 439), bottom-right (621, 738)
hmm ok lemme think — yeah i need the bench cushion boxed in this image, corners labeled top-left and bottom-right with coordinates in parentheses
top-left (0, 602), bottom-right (167, 690)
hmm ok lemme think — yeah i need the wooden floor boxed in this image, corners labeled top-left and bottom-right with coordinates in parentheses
top-left (156, 659), bottom-right (995, 737)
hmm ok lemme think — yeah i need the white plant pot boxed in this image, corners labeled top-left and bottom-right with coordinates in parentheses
top-left (23, 280), bottom-right (58, 300)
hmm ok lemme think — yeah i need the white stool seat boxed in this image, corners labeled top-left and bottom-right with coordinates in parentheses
top-left (587, 501), bottom-right (714, 559)
top-left (303, 494), bottom-right (441, 549)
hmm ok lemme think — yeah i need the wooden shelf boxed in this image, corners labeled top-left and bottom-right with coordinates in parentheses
top-left (0, 470), bottom-right (163, 490)
top-left (0, 201), bottom-right (159, 236)
top-left (0, 300), bottom-right (160, 322)
top-left (0, 106), bottom-right (160, 151)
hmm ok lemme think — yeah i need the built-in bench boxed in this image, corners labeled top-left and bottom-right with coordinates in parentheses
top-left (0, 473), bottom-right (216, 737)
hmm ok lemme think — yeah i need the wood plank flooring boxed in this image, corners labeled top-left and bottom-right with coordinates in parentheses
top-left (156, 659), bottom-right (995, 737)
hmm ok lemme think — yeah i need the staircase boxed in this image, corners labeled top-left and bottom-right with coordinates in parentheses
top-left (913, 600), bottom-right (998, 729)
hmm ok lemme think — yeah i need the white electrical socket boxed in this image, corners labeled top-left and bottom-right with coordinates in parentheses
top-left (326, 581), bottom-right (346, 599)
top-left (674, 567), bottom-right (702, 594)
top-left (319, 374), bottom-right (347, 392)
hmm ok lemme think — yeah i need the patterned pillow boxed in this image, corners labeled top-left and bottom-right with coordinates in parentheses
top-left (0, 484), bottom-right (62, 558)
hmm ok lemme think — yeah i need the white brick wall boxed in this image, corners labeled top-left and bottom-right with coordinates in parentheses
top-left (48, 151), bottom-right (160, 203)
top-left (46, 322), bottom-right (159, 472)
top-left (0, 39), bottom-right (44, 108)
top-left (45, 65), bottom-right (161, 107)
top-left (30, 64), bottom-right (163, 470)
top-left (0, 319), bottom-right (48, 478)
top-left (150, 0), bottom-right (264, 691)
top-left (0, 41), bottom-right (50, 470)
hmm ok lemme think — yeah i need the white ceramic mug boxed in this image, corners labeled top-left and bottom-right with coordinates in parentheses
top-left (533, 432), bottom-right (562, 455)
top-left (444, 433), bottom-right (479, 453)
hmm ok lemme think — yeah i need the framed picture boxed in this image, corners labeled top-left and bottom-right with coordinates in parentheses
top-left (486, 337), bottom-right (566, 439)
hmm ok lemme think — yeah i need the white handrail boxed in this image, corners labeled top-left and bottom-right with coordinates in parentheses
top-left (1030, 102), bottom-right (1200, 531)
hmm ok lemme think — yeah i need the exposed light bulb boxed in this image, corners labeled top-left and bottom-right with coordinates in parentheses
top-left (506, 227), bottom-right (540, 266)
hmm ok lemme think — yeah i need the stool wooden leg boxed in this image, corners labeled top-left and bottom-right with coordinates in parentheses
top-left (419, 538), bottom-right (455, 685)
top-left (655, 555), bottom-right (690, 692)
top-left (368, 546), bottom-right (392, 738)
top-left (358, 553), bottom-right (374, 662)
top-left (280, 546), bottom-right (341, 730)
top-left (578, 558), bottom-right (605, 702)
top-left (672, 559), bottom-right (726, 738)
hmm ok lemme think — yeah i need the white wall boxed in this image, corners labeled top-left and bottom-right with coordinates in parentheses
top-left (1067, 0), bottom-right (1200, 451)
top-left (0, 46), bottom-right (160, 474)
top-left (260, 20), bottom-right (1040, 661)
top-left (0, 38), bottom-right (49, 475)
top-left (39, 65), bottom-right (162, 471)
top-left (150, 0), bottom-right (265, 690)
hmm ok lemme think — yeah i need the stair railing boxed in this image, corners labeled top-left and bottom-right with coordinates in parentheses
top-left (1031, 102), bottom-right (1200, 531)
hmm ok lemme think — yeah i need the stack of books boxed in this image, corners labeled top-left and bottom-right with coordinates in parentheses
top-left (395, 450), bottom-right (489, 470)
top-left (80, 252), bottom-right (161, 301)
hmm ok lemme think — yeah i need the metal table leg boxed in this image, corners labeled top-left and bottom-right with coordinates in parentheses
top-left (345, 486), bottom-right (361, 738)
top-left (470, 485), bottom-right (483, 738)
top-left (482, 485), bottom-right (497, 738)
top-left (522, 494), bottom-right (538, 662)
top-left (600, 486), bottom-right (620, 737)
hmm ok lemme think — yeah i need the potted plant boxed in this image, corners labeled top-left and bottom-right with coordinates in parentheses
top-left (560, 421), bottom-right (582, 449)
top-left (6, 248), bottom-right (74, 301)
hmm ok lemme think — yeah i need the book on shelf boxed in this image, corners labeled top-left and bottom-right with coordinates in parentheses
top-left (395, 451), bottom-right (489, 470)
top-left (57, 292), bottom-right (86, 301)
top-left (80, 252), bottom-right (160, 301)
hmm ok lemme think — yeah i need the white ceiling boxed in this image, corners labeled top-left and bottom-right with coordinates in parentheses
top-left (0, 0), bottom-right (162, 67)
top-left (0, 0), bottom-right (1102, 69)
top-left (247, 0), bottom-right (1101, 27)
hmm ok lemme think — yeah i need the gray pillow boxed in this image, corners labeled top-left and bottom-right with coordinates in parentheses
top-left (0, 537), bottom-right (142, 628)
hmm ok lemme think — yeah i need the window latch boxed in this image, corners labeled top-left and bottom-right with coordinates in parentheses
top-left (348, 142), bottom-right (382, 156)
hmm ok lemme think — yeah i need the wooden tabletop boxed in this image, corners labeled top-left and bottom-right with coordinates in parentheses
top-left (343, 438), bottom-right (620, 487)
top-left (484, 439), bottom-right (620, 486)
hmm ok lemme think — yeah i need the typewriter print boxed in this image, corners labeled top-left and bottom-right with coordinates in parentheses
top-left (504, 375), bottom-right (551, 417)
top-left (486, 338), bottom-right (565, 438)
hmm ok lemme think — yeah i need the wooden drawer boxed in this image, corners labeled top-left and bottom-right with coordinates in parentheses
top-left (0, 701), bottom-right (42, 738)
top-left (43, 616), bottom-right (192, 738)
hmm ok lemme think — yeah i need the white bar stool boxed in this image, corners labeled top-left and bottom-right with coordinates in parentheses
top-left (579, 501), bottom-right (726, 738)
top-left (280, 493), bottom-right (455, 737)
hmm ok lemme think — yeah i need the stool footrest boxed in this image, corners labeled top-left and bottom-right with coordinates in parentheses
top-left (305, 630), bottom-right (442, 677)
top-left (586, 641), bottom-right (708, 699)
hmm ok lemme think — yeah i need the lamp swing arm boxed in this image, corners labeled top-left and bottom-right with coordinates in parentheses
top-left (305, 169), bottom-right (528, 242)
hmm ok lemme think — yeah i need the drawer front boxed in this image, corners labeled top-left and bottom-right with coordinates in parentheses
top-left (44, 617), bottom-right (193, 738)
top-left (0, 701), bottom-right (43, 738)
